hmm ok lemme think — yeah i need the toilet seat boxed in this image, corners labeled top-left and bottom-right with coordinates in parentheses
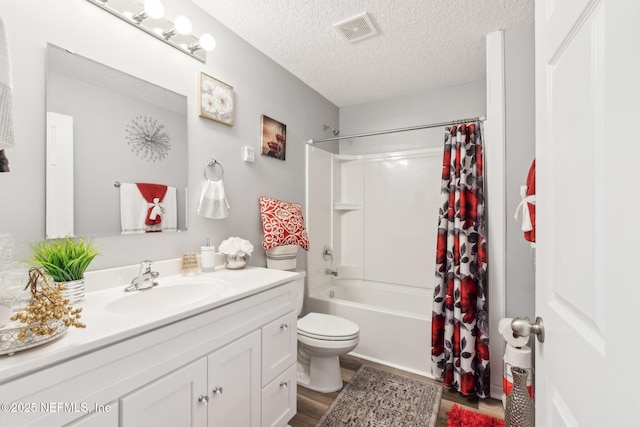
top-left (297, 313), bottom-right (359, 341)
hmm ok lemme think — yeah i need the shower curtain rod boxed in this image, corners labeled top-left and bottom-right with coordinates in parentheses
top-left (306, 116), bottom-right (486, 144)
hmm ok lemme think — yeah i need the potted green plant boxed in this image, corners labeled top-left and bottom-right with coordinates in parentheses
top-left (29, 237), bottom-right (99, 304)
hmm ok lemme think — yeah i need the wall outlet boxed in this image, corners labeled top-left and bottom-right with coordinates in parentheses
top-left (243, 146), bottom-right (255, 162)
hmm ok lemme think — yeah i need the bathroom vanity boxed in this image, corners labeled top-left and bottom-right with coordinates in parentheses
top-left (0, 262), bottom-right (302, 427)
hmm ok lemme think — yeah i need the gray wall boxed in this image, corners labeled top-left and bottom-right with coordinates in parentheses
top-left (504, 24), bottom-right (535, 320)
top-left (0, 0), bottom-right (338, 270)
top-left (339, 80), bottom-right (486, 154)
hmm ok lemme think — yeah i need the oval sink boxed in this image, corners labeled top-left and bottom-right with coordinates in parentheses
top-left (105, 280), bottom-right (229, 314)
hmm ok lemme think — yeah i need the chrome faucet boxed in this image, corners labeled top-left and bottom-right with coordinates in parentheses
top-left (324, 268), bottom-right (338, 277)
top-left (125, 260), bottom-right (159, 292)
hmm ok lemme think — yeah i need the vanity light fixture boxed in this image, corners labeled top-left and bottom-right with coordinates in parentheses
top-left (187, 33), bottom-right (216, 53)
top-left (162, 15), bottom-right (192, 40)
top-left (131, 0), bottom-right (164, 23)
top-left (85, 0), bottom-right (214, 63)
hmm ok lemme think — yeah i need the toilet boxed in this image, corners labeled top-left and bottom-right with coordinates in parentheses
top-left (295, 280), bottom-right (360, 393)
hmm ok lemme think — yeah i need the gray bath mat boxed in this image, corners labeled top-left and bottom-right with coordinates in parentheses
top-left (316, 365), bottom-right (443, 427)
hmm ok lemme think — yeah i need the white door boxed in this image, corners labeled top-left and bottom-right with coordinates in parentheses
top-left (535, 0), bottom-right (640, 425)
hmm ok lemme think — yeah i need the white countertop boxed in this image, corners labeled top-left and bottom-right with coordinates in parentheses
top-left (0, 261), bottom-right (304, 383)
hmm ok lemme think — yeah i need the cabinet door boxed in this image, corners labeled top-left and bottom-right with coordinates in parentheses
top-left (208, 330), bottom-right (261, 427)
top-left (262, 311), bottom-right (297, 385)
top-left (67, 402), bottom-right (118, 427)
top-left (262, 364), bottom-right (297, 427)
top-left (120, 358), bottom-right (208, 427)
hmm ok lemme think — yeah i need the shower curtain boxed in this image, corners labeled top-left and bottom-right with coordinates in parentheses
top-left (431, 122), bottom-right (489, 398)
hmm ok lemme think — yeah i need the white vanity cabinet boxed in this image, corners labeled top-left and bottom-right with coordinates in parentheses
top-left (260, 311), bottom-right (298, 427)
top-left (0, 274), bottom-right (300, 427)
top-left (120, 358), bottom-right (208, 426)
top-left (121, 330), bottom-right (261, 427)
top-left (206, 330), bottom-right (261, 426)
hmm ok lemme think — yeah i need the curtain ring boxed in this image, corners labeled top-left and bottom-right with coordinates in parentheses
top-left (204, 159), bottom-right (224, 181)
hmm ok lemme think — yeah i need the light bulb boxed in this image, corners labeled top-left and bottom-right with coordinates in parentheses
top-left (144, 0), bottom-right (164, 20)
top-left (199, 33), bottom-right (216, 51)
top-left (174, 16), bottom-right (192, 35)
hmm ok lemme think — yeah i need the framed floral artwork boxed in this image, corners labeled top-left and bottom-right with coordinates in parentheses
top-left (261, 115), bottom-right (286, 160)
top-left (199, 72), bottom-right (234, 126)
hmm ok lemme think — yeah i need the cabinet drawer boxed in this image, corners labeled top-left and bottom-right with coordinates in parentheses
top-left (262, 311), bottom-right (297, 385)
top-left (261, 363), bottom-right (297, 427)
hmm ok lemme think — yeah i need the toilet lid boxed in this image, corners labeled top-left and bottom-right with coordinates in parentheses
top-left (297, 313), bottom-right (359, 339)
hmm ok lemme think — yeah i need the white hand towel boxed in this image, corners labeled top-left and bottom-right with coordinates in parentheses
top-left (120, 183), bottom-right (147, 234)
top-left (198, 179), bottom-right (229, 219)
top-left (0, 17), bottom-right (14, 150)
top-left (160, 186), bottom-right (177, 231)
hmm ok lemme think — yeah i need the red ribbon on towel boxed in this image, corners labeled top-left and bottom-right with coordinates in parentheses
top-left (524, 159), bottom-right (536, 243)
top-left (136, 183), bottom-right (168, 226)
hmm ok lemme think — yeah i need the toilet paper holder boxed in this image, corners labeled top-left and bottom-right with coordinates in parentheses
top-left (511, 317), bottom-right (545, 343)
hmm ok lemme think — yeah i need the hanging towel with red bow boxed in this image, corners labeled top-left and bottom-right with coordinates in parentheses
top-left (514, 159), bottom-right (536, 245)
top-left (136, 183), bottom-right (168, 226)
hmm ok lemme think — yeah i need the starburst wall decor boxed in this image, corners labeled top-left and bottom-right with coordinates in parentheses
top-left (125, 115), bottom-right (171, 162)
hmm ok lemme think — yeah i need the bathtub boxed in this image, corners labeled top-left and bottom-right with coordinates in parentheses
top-left (306, 279), bottom-right (432, 377)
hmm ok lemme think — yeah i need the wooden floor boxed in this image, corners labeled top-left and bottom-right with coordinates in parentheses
top-left (290, 355), bottom-right (504, 427)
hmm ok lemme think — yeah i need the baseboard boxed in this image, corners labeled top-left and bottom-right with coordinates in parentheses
top-left (348, 351), bottom-right (432, 378)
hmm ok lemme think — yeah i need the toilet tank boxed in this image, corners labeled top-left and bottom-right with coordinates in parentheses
top-left (295, 279), bottom-right (305, 316)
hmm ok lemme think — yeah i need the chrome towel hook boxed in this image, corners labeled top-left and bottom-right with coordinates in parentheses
top-left (204, 159), bottom-right (224, 181)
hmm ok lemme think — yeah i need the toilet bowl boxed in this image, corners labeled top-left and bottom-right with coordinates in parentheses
top-left (296, 312), bottom-right (360, 392)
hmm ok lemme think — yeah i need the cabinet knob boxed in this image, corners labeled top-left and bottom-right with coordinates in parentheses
top-left (212, 386), bottom-right (224, 395)
top-left (280, 323), bottom-right (288, 331)
top-left (279, 381), bottom-right (288, 389)
top-left (198, 395), bottom-right (209, 405)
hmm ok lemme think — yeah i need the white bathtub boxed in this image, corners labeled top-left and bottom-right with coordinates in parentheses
top-left (306, 279), bottom-right (432, 377)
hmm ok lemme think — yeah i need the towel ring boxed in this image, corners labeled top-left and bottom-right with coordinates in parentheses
top-left (204, 159), bottom-right (224, 181)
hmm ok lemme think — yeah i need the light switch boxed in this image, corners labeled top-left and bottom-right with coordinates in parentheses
top-left (243, 146), bottom-right (255, 162)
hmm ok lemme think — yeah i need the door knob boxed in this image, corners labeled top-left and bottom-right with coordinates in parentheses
top-left (511, 316), bottom-right (545, 343)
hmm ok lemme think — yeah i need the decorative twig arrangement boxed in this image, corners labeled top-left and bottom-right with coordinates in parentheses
top-left (10, 268), bottom-right (86, 341)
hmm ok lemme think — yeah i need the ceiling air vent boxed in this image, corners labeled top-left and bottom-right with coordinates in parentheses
top-left (333, 12), bottom-right (379, 43)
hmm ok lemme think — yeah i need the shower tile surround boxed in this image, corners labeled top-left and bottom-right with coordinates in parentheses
top-left (0, 260), bottom-right (303, 426)
top-left (306, 148), bottom-right (443, 376)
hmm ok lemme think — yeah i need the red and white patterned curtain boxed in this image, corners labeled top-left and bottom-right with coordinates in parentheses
top-left (431, 122), bottom-right (490, 398)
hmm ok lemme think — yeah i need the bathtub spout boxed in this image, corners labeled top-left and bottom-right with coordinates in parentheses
top-left (325, 268), bottom-right (338, 276)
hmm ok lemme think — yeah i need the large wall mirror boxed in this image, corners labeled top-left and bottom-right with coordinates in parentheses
top-left (46, 44), bottom-right (188, 238)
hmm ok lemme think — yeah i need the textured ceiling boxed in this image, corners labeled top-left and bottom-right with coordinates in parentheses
top-left (191, 0), bottom-right (534, 107)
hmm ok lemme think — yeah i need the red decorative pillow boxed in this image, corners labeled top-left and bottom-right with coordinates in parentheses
top-left (259, 196), bottom-right (309, 250)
